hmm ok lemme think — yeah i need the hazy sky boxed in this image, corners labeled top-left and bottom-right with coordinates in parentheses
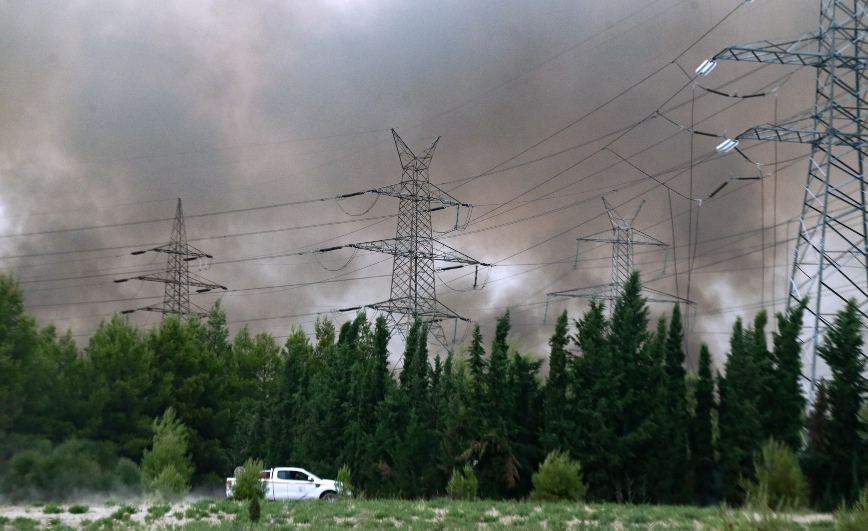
top-left (0, 0), bottom-right (823, 370)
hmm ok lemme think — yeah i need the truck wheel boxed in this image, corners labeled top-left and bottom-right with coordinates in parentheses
top-left (320, 491), bottom-right (337, 501)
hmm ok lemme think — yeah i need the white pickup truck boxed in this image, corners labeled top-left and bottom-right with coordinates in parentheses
top-left (225, 467), bottom-right (340, 501)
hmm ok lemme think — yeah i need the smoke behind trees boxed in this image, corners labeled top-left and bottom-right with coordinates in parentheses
top-left (0, 0), bottom-right (822, 366)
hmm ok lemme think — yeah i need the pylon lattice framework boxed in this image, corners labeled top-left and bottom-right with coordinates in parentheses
top-left (712, 0), bottom-right (868, 397)
top-left (545, 198), bottom-right (694, 319)
top-left (335, 130), bottom-right (488, 347)
top-left (116, 198), bottom-right (227, 319)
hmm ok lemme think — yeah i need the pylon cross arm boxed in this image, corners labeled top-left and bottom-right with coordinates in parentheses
top-left (136, 274), bottom-right (226, 291)
top-left (151, 246), bottom-right (213, 259)
top-left (369, 182), bottom-right (471, 208)
top-left (714, 34), bottom-right (868, 69)
top-left (348, 238), bottom-right (487, 265)
top-left (737, 122), bottom-right (868, 147)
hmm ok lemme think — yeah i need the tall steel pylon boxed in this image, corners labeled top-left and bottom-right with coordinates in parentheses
top-left (115, 198), bottom-right (227, 319)
top-left (711, 0), bottom-right (868, 397)
top-left (333, 130), bottom-right (488, 347)
top-left (545, 198), bottom-right (693, 320)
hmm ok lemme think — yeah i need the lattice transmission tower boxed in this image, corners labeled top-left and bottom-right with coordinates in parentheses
top-left (115, 198), bottom-right (227, 319)
top-left (709, 0), bottom-right (868, 396)
top-left (545, 198), bottom-right (693, 321)
top-left (331, 130), bottom-right (489, 347)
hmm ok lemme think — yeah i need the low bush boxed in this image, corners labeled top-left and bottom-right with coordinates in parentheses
top-left (68, 505), bottom-right (89, 514)
top-left (739, 439), bottom-right (807, 510)
top-left (0, 439), bottom-right (141, 501)
top-left (42, 503), bottom-right (63, 514)
top-left (446, 465), bottom-right (478, 500)
top-left (12, 517), bottom-right (38, 531)
top-left (530, 450), bottom-right (588, 502)
top-left (336, 464), bottom-right (355, 499)
top-left (109, 504), bottom-right (138, 520)
top-left (836, 488), bottom-right (868, 531)
top-left (231, 458), bottom-right (267, 501)
top-left (146, 504), bottom-right (171, 519)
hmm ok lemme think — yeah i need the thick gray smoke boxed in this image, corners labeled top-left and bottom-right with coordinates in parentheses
top-left (0, 0), bottom-right (820, 369)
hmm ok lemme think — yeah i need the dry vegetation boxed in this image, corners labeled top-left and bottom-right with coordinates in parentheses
top-left (0, 498), bottom-right (836, 530)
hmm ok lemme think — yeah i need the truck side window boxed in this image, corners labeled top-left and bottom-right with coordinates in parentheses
top-left (277, 471), bottom-right (291, 480)
top-left (290, 471), bottom-right (308, 481)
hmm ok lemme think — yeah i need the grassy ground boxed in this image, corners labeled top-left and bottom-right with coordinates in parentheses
top-left (0, 497), bottom-right (836, 530)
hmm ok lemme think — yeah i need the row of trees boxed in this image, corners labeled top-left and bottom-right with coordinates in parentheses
top-left (0, 271), bottom-right (865, 507)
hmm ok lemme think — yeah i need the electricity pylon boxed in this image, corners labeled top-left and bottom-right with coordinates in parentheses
top-left (711, 0), bottom-right (868, 397)
top-left (115, 198), bottom-right (227, 319)
top-left (330, 130), bottom-right (488, 347)
top-left (545, 198), bottom-right (693, 320)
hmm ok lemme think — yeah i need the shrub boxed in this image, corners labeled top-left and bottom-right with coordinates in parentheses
top-left (68, 505), bottom-right (89, 514)
top-left (140, 408), bottom-right (193, 500)
top-left (336, 464), bottom-right (354, 499)
top-left (42, 504), bottom-right (63, 514)
top-left (836, 488), bottom-right (868, 531)
top-left (146, 504), bottom-right (171, 518)
top-left (446, 465), bottom-right (478, 500)
top-left (530, 450), bottom-right (588, 502)
top-left (109, 504), bottom-right (138, 520)
top-left (739, 439), bottom-right (807, 510)
top-left (1, 439), bottom-right (140, 501)
top-left (113, 458), bottom-right (141, 488)
top-left (231, 458), bottom-right (267, 501)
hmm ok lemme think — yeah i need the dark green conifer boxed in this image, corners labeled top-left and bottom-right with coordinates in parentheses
top-left (768, 299), bottom-right (807, 449)
top-left (804, 379), bottom-right (830, 508)
top-left (717, 317), bottom-right (763, 501)
top-left (571, 299), bottom-right (615, 500)
top-left (663, 305), bottom-right (689, 499)
top-left (817, 299), bottom-right (867, 506)
top-left (691, 343), bottom-right (716, 504)
top-left (606, 271), bottom-right (663, 502)
top-left (542, 310), bottom-right (572, 454)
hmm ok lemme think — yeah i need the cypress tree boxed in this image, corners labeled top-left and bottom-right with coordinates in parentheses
top-left (606, 271), bottom-right (662, 502)
top-left (717, 316), bottom-right (763, 501)
top-left (572, 298), bottom-right (617, 500)
top-left (663, 304), bottom-right (689, 499)
top-left (691, 343), bottom-right (716, 504)
top-left (487, 311), bottom-right (512, 416)
top-left (297, 315), bottom-right (364, 476)
top-left (804, 379), bottom-right (830, 508)
top-left (768, 299), bottom-right (808, 449)
top-left (542, 310), bottom-right (572, 454)
top-left (349, 315), bottom-right (392, 491)
top-left (644, 316), bottom-right (672, 501)
top-left (467, 323), bottom-right (487, 404)
top-left (478, 311), bottom-right (518, 498)
top-left (265, 327), bottom-right (313, 465)
top-left (748, 311), bottom-right (777, 439)
top-left (507, 347), bottom-right (544, 498)
top-left (817, 299), bottom-right (867, 506)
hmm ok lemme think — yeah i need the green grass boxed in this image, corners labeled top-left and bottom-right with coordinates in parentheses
top-left (0, 499), bottom-right (837, 530)
top-left (12, 517), bottom-right (39, 531)
top-left (68, 504), bottom-right (89, 514)
top-left (42, 503), bottom-right (63, 514)
top-left (109, 503), bottom-right (139, 520)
